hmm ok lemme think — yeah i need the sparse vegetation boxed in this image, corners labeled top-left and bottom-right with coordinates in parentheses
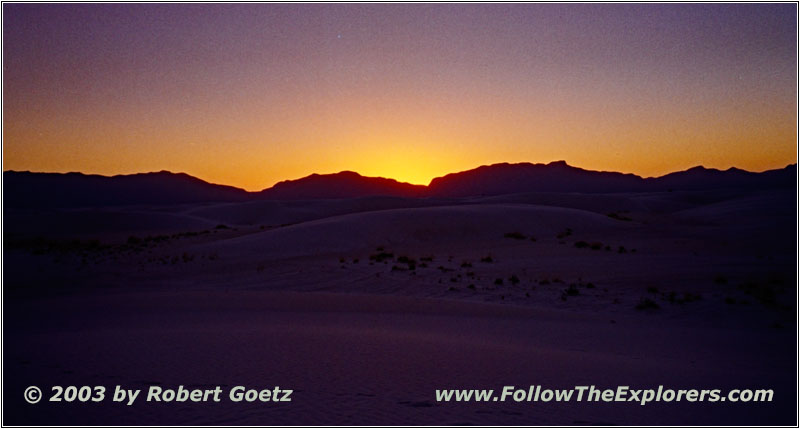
top-left (573, 240), bottom-right (609, 251)
top-left (369, 251), bottom-right (394, 263)
top-left (560, 284), bottom-right (580, 301)
top-left (635, 298), bottom-right (660, 311)
top-left (738, 281), bottom-right (779, 307)
top-left (396, 256), bottom-right (416, 270)
top-left (556, 228), bottom-right (573, 239)
top-left (607, 212), bottom-right (632, 221)
top-left (663, 291), bottom-right (702, 305)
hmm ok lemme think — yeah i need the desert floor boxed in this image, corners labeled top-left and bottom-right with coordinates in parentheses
top-left (3, 189), bottom-right (796, 425)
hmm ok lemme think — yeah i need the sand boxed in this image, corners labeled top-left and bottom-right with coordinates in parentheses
top-left (3, 188), bottom-right (795, 425)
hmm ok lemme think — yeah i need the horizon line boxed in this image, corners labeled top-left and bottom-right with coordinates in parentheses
top-left (4, 159), bottom-right (797, 193)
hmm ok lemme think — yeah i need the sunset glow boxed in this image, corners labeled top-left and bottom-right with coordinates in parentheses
top-left (3, 3), bottom-right (796, 190)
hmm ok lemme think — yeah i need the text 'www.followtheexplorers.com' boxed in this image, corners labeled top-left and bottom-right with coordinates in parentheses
top-left (435, 385), bottom-right (774, 405)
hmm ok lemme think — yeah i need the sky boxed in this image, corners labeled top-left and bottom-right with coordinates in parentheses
top-left (3, 3), bottom-right (797, 191)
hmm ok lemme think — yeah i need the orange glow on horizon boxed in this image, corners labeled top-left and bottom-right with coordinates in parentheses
top-left (3, 4), bottom-right (796, 191)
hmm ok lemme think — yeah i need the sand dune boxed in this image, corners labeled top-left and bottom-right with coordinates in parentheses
top-left (4, 290), bottom-right (794, 425)
top-left (3, 188), bottom-right (795, 425)
top-left (198, 204), bottom-right (631, 258)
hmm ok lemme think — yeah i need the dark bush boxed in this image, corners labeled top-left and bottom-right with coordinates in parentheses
top-left (635, 298), bottom-right (660, 310)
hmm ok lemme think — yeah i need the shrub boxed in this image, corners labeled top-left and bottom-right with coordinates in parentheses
top-left (369, 251), bottom-right (394, 262)
top-left (504, 232), bottom-right (527, 240)
top-left (635, 298), bottom-right (660, 310)
top-left (397, 256), bottom-right (416, 270)
top-left (739, 282), bottom-right (777, 306)
top-left (556, 228), bottom-right (573, 239)
top-left (607, 212), bottom-right (632, 221)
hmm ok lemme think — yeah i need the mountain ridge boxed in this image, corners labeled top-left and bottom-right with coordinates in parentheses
top-left (4, 161), bottom-right (796, 207)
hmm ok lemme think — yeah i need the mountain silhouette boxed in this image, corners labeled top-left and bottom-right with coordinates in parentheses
top-left (427, 161), bottom-right (648, 196)
top-left (3, 162), bottom-right (795, 208)
top-left (3, 170), bottom-right (249, 208)
top-left (650, 164), bottom-right (795, 190)
top-left (259, 171), bottom-right (426, 199)
top-left (428, 161), bottom-right (796, 196)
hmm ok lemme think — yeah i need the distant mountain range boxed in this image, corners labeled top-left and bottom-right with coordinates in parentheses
top-left (427, 161), bottom-right (796, 197)
top-left (260, 171), bottom-right (427, 199)
top-left (3, 171), bottom-right (250, 208)
top-left (4, 161), bottom-right (796, 208)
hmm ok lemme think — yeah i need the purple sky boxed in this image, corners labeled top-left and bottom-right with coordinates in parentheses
top-left (4, 3), bottom-right (796, 189)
